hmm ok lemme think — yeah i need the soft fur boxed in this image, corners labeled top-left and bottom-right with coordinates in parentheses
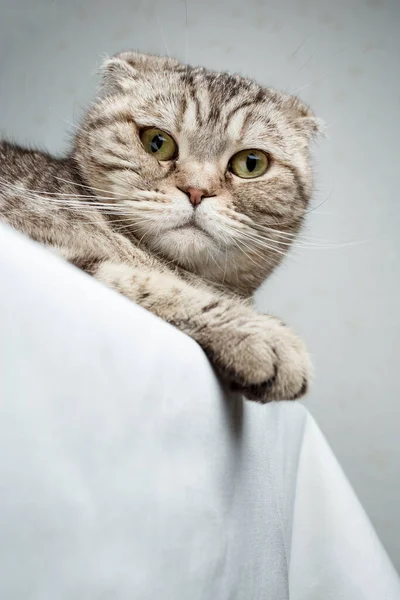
top-left (0, 51), bottom-right (320, 402)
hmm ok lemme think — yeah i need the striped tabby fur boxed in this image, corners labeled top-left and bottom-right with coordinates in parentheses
top-left (0, 51), bottom-right (320, 402)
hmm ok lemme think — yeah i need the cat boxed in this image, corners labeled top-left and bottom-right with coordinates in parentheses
top-left (0, 51), bottom-right (321, 403)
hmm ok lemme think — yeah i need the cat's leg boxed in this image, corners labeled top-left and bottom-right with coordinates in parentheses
top-left (79, 259), bottom-right (312, 403)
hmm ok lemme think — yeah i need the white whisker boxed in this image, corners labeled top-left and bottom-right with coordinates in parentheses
top-left (222, 246), bottom-right (228, 285)
top-left (53, 175), bottom-right (120, 197)
top-left (61, 118), bottom-right (80, 131)
top-left (236, 230), bottom-right (293, 257)
top-left (232, 237), bottom-right (278, 270)
top-left (289, 74), bottom-right (328, 95)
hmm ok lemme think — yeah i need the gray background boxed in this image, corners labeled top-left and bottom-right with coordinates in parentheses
top-left (1, 0), bottom-right (399, 569)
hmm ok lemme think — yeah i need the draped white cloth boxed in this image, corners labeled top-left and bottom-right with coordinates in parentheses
top-left (0, 223), bottom-right (399, 599)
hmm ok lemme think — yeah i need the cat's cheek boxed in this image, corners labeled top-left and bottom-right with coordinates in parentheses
top-left (105, 174), bottom-right (142, 199)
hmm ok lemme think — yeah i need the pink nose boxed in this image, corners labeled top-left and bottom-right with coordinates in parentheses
top-left (185, 187), bottom-right (206, 207)
top-left (178, 185), bottom-right (216, 207)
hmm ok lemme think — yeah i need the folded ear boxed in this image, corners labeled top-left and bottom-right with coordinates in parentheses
top-left (100, 51), bottom-right (179, 96)
top-left (270, 90), bottom-right (324, 142)
top-left (288, 95), bottom-right (325, 140)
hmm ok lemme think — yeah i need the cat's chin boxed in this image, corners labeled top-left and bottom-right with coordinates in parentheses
top-left (147, 224), bottom-right (219, 263)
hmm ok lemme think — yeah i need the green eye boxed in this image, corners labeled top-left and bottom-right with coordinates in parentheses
top-left (140, 127), bottom-right (178, 161)
top-left (229, 149), bottom-right (269, 179)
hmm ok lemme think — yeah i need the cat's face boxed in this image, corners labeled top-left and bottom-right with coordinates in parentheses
top-left (75, 52), bottom-right (320, 294)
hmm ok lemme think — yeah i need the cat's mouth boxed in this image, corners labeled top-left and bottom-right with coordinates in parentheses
top-left (174, 218), bottom-right (212, 239)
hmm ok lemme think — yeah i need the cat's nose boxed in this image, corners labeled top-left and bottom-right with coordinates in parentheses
top-left (179, 186), bottom-right (209, 207)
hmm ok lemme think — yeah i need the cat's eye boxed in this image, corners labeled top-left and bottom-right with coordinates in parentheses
top-left (140, 127), bottom-right (178, 161)
top-left (229, 149), bottom-right (269, 179)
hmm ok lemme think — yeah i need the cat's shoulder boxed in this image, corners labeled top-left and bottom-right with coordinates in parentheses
top-left (0, 139), bottom-right (55, 165)
top-left (0, 140), bottom-right (69, 186)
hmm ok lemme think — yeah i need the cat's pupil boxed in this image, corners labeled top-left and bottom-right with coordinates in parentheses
top-left (151, 134), bottom-right (165, 153)
top-left (246, 154), bottom-right (258, 172)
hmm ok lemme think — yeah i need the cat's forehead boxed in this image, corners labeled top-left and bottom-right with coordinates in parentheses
top-left (98, 52), bottom-right (318, 160)
top-left (130, 66), bottom-right (289, 159)
top-left (134, 65), bottom-right (262, 118)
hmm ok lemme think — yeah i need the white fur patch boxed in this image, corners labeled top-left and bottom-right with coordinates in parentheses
top-left (183, 99), bottom-right (198, 132)
top-left (226, 110), bottom-right (247, 141)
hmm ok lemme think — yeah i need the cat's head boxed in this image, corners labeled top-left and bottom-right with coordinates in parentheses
top-left (74, 51), bottom-right (320, 295)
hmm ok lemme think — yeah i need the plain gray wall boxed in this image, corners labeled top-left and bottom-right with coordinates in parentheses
top-left (1, 0), bottom-right (399, 568)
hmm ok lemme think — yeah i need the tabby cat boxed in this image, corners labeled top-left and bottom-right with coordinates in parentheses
top-left (0, 51), bottom-right (320, 402)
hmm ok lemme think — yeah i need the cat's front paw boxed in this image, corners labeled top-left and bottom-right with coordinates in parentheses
top-left (207, 313), bottom-right (312, 403)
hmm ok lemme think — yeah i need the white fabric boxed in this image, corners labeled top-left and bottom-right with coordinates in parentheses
top-left (0, 222), bottom-right (399, 600)
top-left (290, 417), bottom-right (400, 599)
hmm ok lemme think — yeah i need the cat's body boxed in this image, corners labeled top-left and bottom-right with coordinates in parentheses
top-left (0, 52), bottom-right (320, 402)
